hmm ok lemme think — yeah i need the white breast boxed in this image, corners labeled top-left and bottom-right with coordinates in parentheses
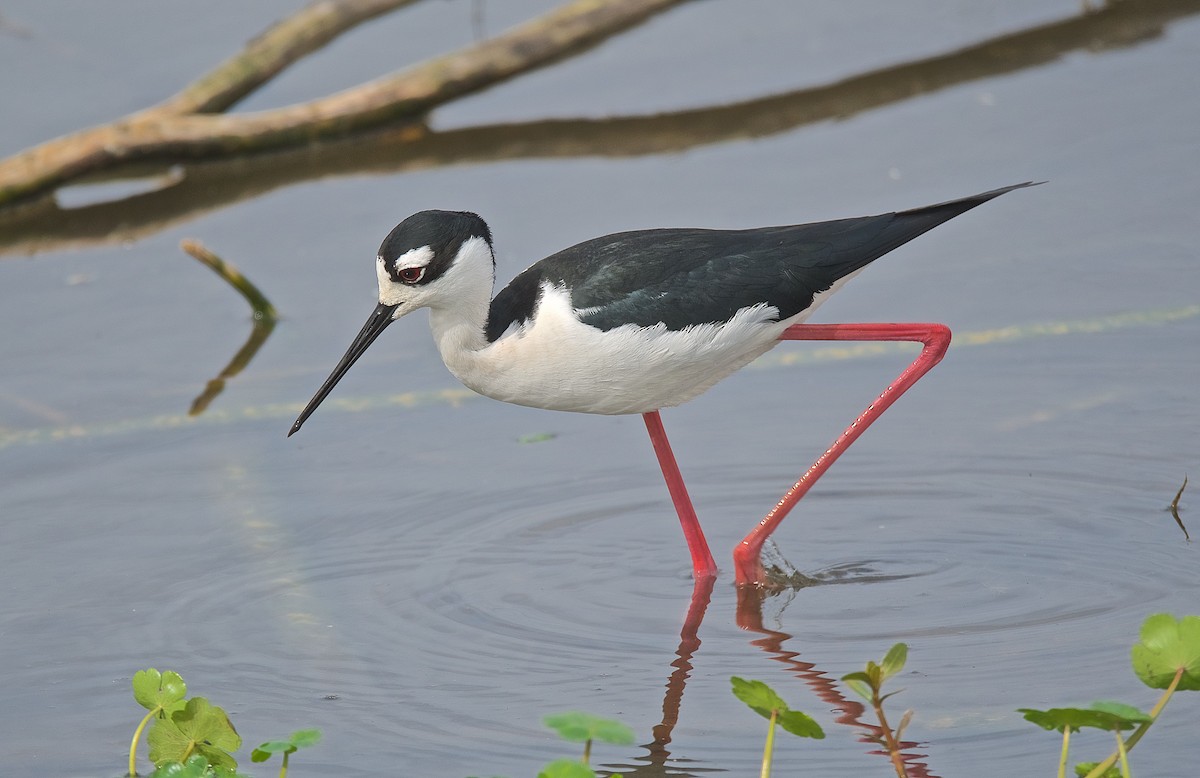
top-left (437, 284), bottom-right (804, 415)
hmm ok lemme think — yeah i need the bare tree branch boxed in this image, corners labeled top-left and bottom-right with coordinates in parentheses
top-left (149, 0), bottom-right (420, 116)
top-left (3, 0), bottom-right (1195, 256)
top-left (0, 0), bottom-right (683, 207)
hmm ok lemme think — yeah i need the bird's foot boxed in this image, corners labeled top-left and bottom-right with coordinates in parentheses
top-left (733, 539), bottom-right (819, 591)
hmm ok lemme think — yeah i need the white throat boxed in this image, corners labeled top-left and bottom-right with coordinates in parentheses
top-left (425, 236), bottom-right (496, 364)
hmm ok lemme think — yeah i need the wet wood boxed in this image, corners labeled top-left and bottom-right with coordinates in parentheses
top-left (0, 0), bottom-right (682, 206)
top-left (4, 0), bottom-right (1197, 256)
top-left (149, 0), bottom-right (420, 117)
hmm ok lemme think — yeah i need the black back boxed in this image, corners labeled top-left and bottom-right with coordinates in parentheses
top-left (486, 183), bottom-right (1035, 341)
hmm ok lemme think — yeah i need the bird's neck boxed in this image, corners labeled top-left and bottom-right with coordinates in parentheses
top-left (427, 241), bottom-right (496, 369)
top-left (429, 300), bottom-right (490, 360)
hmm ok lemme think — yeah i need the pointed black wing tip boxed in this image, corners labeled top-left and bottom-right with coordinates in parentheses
top-left (914, 180), bottom-right (1046, 215)
top-left (982, 180), bottom-right (1046, 199)
top-left (998, 181), bottom-right (1046, 195)
top-left (287, 420), bottom-right (302, 437)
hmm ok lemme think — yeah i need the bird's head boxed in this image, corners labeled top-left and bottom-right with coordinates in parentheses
top-left (289, 210), bottom-right (493, 436)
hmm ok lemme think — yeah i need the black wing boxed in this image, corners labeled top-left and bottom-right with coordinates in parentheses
top-left (486, 183), bottom-right (1035, 340)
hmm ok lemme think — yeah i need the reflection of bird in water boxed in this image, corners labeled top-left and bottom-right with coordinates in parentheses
top-left (290, 183), bottom-right (1036, 586)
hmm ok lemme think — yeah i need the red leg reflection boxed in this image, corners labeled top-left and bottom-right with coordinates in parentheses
top-left (737, 586), bottom-right (940, 777)
top-left (600, 576), bottom-right (714, 775)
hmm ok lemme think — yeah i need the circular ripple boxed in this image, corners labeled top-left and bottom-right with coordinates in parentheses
top-left (122, 447), bottom-right (1196, 776)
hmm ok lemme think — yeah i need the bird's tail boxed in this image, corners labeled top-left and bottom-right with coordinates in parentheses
top-left (896, 180), bottom-right (1043, 231)
top-left (852, 180), bottom-right (1043, 268)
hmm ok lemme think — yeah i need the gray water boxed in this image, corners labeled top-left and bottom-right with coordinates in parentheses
top-left (1, 1), bottom-right (1198, 776)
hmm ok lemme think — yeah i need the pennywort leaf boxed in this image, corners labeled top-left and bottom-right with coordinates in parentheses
top-left (133, 669), bottom-right (187, 713)
top-left (1130, 614), bottom-right (1200, 691)
top-left (542, 712), bottom-right (633, 746)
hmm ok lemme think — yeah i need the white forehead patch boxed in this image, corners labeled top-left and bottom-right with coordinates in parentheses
top-left (392, 245), bottom-right (434, 271)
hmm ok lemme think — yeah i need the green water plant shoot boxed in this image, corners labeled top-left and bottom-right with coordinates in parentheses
top-left (130, 669), bottom-right (188, 776)
top-left (147, 697), bottom-right (242, 772)
top-left (1019, 702), bottom-right (1150, 778)
top-left (535, 759), bottom-right (597, 778)
top-left (841, 643), bottom-right (911, 778)
top-left (730, 677), bottom-right (824, 778)
top-left (148, 753), bottom-right (250, 778)
top-left (1020, 613), bottom-right (1200, 778)
top-left (128, 667), bottom-right (319, 777)
top-left (544, 705), bottom-right (638, 768)
top-left (251, 729), bottom-right (322, 778)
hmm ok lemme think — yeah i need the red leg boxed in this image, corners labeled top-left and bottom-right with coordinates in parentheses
top-left (733, 322), bottom-right (952, 587)
top-left (643, 410), bottom-right (718, 579)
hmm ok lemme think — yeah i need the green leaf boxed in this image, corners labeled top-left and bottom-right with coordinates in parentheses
top-left (731, 677), bottom-right (822, 736)
top-left (133, 669), bottom-right (187, 712)
top-left (731, 677), bottom-right (789, 719)
top-left (1130, 613), bottom-right (1200, 691)
top-left (542, 712), bottom-right (634, 745)
top-left (148, 697), bottom-right (241, 769)
top-left (1020, 707), bottom-right (1102, 733)
top-left (149, 755), bottom-right (210, 778)
top-left (1074, 762), bottom-right (1121, 778)
top-left (254, 727), bottom-right (323, 760)
top-left (1088, 700), bottom-right (1153, 726)
top-left (1018, 703), bottom-right (1151, 734)
top-left (840, 672), bottom-right (873, 702)
top-left (288, 728), bottom-right (322, 748)
top-left (777, 709), bottom-right (825, 739)
top-left (880, 643), bottom-right (908, 681)
top-left (537, 758), bottom-right (596, 778)
top-left (148, 755), bottom-right (254, 778)
top-left (251, 740), bottom-right (294, 762)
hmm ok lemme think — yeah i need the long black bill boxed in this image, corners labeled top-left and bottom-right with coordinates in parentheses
top-left (289, 302), bottom-right (398, 436)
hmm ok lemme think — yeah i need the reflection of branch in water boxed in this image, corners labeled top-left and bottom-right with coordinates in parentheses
top-left (180, 240), bottom-right (278, 416)
top-left (188, 318), bottom-right (276, 416)
top-left (736, 587), bottom-right (941, 778)
top-left (2, 0), bottom-right (1196, 256)
top-left (1169, 476), bottom-right (1189, 541)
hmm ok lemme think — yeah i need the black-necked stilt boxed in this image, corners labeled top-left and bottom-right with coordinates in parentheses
top-left (290, 182), bottom-right (1036, 586)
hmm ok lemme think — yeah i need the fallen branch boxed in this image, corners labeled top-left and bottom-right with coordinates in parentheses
top-left (0, 0), bottom-right (683, 206)
top-left (147, 0), bottom-right (419, 117)
top-left (3, 0), bottom-right (1195, 256)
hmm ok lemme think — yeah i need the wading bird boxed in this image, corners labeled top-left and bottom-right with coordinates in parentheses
top-left (290, 183), bottom-right (1035, 586)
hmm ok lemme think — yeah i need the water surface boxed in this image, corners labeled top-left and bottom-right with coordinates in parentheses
top-left (1, 1), bottom-right (1198, 776)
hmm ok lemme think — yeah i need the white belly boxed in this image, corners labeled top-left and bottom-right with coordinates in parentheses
top-left (439, 285), bottom-right (804, 415)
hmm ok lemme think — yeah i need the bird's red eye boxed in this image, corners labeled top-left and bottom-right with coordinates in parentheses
top-left (398, 266), bottom-right (425, 284)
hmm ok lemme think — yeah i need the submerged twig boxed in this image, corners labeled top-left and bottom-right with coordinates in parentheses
top-left (1169, 475), bottom-right (1189, 541)
top-left (181, 239), bottom-right (277, 415)
top-left (181, 239), bottom-right (277, 320)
